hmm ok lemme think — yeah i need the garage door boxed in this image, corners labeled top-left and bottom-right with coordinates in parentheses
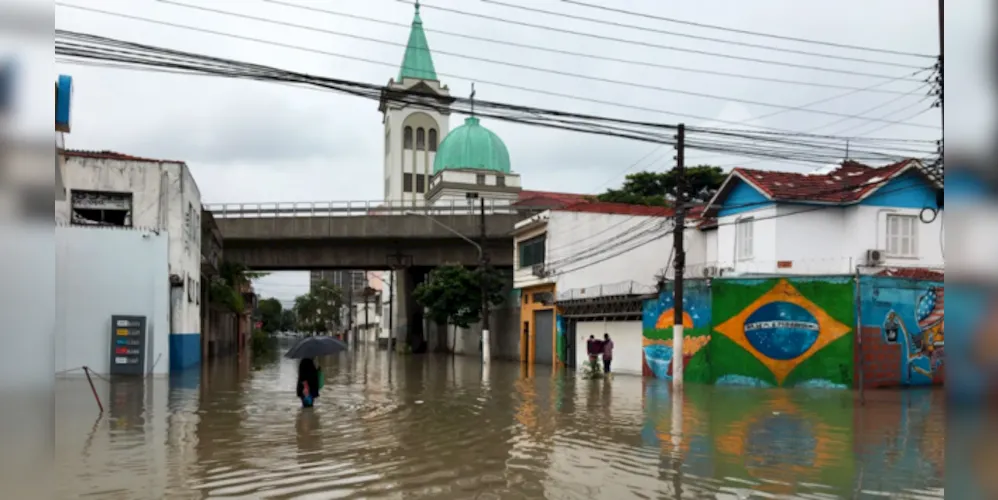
top-left (534, 309), bottom-right (554, 365)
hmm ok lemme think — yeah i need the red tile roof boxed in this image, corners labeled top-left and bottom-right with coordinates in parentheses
top-left (730, 159), bottom-right (922, 204)
top-left (514, 190), bottom-right (592, 209)
top-left (559, 200), bottom-right (675, 216)
top-left (62, 149), bottom-right (185, 164)
top-left (876, 267), bottom-right (944, 281)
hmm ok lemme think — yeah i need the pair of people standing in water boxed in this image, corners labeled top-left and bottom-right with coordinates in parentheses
top-left (296, 358), bottom-right (322, 408)
top-left (585, 333), bottom-right (615, 373)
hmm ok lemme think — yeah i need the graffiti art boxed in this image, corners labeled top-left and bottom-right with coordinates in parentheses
top-left (642, 281), bottom-right (712, 382)
top-left (882, 286), bottom-right (944, 384)
top-left (712, 278), bottom-right (854, 388)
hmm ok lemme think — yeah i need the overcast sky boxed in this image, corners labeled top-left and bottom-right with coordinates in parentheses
top-left (55, 0), bottom-right (974, 301)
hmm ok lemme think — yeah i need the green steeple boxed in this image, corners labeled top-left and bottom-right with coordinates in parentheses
top-left (397, 1), bottom-right (438, 82)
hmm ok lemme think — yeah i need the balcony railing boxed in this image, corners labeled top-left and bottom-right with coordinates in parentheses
top-left (204, 199), bottom-right (532, 219)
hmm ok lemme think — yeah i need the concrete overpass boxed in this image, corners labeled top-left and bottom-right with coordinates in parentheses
top-left (207, 200), bottom-right (531, 270)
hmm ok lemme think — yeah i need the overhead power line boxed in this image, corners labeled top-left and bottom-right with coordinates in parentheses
top-left (559, 0), bottom-right (935, 59)
top-left (146, 0), bottom-right (935, 128)
top-left (261, 0), bottom-right (918, 95)
top-left (55, 29), bottom-right (934, 166)
top-left (55, 2), bottom-right (937, 140)
top-left (402, 0), bottom-right (926, 80)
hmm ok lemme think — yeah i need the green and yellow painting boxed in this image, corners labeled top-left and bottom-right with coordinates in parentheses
top-left (711, 277), bottom-right (855, 388)
top-left (642, 280), bottom-right (713, 384)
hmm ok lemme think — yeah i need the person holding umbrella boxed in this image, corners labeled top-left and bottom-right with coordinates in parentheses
top-left (297, 358), bottom-right (320, 408)
top-left (286, 335), bottom-right (347, 407)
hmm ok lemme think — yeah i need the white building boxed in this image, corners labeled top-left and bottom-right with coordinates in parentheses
top-left (375, 3), bottom-right (528, 349)
top-left (56, 150), bottom-right (204, 372)
top-left (702, 159), bottom-right (944, 276)
top-left (511, 201), bottom-right (705, 372)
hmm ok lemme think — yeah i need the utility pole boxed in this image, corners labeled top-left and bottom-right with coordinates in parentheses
top-left (479, 197), bottom-right (492, 365)
top-left (672, 123), bottom-right (686, 390)
top-left (346, 279), bottom-right (353, 346)
top-left (364, 288), bottom-right (370, 346)
top-left (388, 270), bottom-right (395, 353)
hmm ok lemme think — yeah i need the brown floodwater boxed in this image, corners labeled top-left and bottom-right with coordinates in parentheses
top-left (56, 345), bottom-right (944, 499)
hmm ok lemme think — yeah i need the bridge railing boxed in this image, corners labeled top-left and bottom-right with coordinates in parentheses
top-left (204, 199), bottom-right (533, 218)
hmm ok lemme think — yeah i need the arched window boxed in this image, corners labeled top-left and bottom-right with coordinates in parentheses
top-left (403, 126), bottom-right (413, 150)
top-left (428, 129), bottom-right (438, 152)
top-left (416, 127), bottom-right (426, 150)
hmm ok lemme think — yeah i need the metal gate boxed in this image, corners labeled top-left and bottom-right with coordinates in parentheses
top-left (534, 309), bottom-right (554, 365)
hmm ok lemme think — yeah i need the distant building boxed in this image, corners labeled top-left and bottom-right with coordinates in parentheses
top-left (57, 149), bottom-right (205, 371)
top-left (311, 270), bottom-right (367, 298)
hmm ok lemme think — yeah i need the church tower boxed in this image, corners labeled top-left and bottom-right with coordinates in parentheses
top-left (379, 1), bottom-right (454, 205)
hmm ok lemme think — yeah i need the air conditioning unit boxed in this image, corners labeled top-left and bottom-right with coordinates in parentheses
top-left (702, 266), bottom-right (719, 278)
top-left (531, 264), bottom-right (546, 277)
top-left (866, 249), bottom-right (885, 266)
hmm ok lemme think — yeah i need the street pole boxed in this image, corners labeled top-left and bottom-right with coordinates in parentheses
top-left (388, 269), bottom-right (395, 353)
top-left (479, 197), bottom-right (491, 365)
top-left (672, 123), bottom-right (686, 391)
top-left (346, 282), bottom-right (353, 346)
top-left (364, 289), bottom-right (370, 346)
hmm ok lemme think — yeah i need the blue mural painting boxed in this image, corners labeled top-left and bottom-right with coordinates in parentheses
top-left (642, 280), bottom-right (713, 382)
top-left (860, 276), bottom-right (945, 387)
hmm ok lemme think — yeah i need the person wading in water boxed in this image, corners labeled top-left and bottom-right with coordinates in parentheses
top-left (602, 333), bottom-right (614, 374)
top-left (297, 358), bottom-right (321, 408)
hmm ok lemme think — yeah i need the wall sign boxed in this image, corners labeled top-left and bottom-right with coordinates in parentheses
top-left (109, 315), bottom-right (147, 375)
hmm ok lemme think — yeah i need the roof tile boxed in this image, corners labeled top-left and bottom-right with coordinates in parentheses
top-left (733, 159), bottom-right (919, 204)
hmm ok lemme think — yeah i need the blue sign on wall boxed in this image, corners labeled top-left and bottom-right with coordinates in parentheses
top-left (56, 74), bottom-right (73, 132)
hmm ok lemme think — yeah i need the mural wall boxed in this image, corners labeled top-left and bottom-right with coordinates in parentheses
top-left (858, 276), bottom-right (944, 387)
top-left (642, 279), bottom-right (712, 383)
top-left (640, 275), bottom-right (942, 389)
top-left (711, 277), bottom-right (855, 388)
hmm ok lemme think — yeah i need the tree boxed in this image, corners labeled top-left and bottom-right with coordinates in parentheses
top-left (209, 260), bottom-right (269, 313)
top-left (413, 265), bottom-right (505, 352)
top-left (257, 297), bottom-right (283, 333)
top-left (292, 280), bottom-right (344, 335)
top-left (279, 309), bottom-right (295, 332)
top-left (597, 165), bottom-right (726, 206)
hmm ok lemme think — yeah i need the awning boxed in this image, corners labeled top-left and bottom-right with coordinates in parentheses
top-left (555, 293), bottom-right (653, 320)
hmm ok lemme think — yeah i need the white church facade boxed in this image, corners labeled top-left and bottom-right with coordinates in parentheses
top-left (371, 2), bottom-right (523, 346)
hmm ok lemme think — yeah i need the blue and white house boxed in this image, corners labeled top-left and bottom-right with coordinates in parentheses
top-left (699, 159), bottom-right (944, 276)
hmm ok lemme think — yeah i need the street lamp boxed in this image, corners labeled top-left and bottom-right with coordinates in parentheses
top-left (404, 209), bottom-right (491, 365)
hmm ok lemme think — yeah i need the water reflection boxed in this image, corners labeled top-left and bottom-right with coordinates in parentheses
top-left (55, 347), bottom-right (944, 498)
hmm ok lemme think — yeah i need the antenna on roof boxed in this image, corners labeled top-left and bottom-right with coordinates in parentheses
top-left (844, 139), bottom-right (850, 161)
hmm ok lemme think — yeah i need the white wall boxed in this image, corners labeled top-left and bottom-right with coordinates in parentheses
top-left (55, 226), bottom-right (170, 376)
top-left (384, 103), bottom-right (449, 203)
top-left (575, 321), bottom-right (643, 376)
top-left (57, 156), bottom-right (203, 341)
top-left (715, 204), bottom-right (944, 275)
top-left (547, 211), bottom-right (673, 294)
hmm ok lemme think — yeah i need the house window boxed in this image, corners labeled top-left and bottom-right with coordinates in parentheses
top-left (403, 126), bottom-right (413, 150)
top-left (70, 189), bottom-right (132, 227)
top-left (403, 173), bottom-right (413, 192)
top-left (519, 235), bottom-right (546, 268)
top-left (416, 127), bottom-right (426, 150)
top-left (886, 214), bottom-right (918, 257)
top-left (415, 174), bottom-right (426, 193)
top-left (428, 129), bottom-right (438, 152)
top-left (736, 218), bottom-right (753, 261)
top-left (496, 175), bottom-right (506, 187)
top-left (476, 174), bottom-right (486, 185)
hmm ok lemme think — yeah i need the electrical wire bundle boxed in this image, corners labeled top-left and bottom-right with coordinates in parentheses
top-left (55, 29), bottom-right (940, 168)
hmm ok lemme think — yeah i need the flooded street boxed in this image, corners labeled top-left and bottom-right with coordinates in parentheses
top-left (56, 346), bottom-right (944, 499)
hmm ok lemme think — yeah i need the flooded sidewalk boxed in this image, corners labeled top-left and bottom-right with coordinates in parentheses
top-left (56, 347), bottom-right (944, 499)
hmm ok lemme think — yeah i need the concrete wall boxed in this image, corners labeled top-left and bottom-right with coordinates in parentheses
top-left (450, 305), bottom-right (521, 361)
top-left (714, 182), bottom-right (943, 276)
top-left (57, 155), bottom-right (203, 371)
top-left (55, 225), bottom-right (170, 376)
top-left (574, 321), bottom-right (643, 376)
top-left (857, 276), bottom-right (944, 388)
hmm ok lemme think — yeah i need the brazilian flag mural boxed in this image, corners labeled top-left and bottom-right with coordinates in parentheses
top-left (711, 277), bottom-right (855, 388)
top-left (642, 280), bottom-right (713, 383)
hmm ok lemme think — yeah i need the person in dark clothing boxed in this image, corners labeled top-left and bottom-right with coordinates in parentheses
top-left (296, 358), bottom-right (320, 408)
top-left (602, 334), bottom-right (614, 373)
top-left (586, 335), bottom-right (599, 362)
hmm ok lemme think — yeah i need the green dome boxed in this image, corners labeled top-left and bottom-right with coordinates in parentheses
top-left (433, 117), bottom-right (511, 175)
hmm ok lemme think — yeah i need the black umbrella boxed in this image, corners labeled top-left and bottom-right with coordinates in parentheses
top-left (284, 336), bottom-right (348, 359)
